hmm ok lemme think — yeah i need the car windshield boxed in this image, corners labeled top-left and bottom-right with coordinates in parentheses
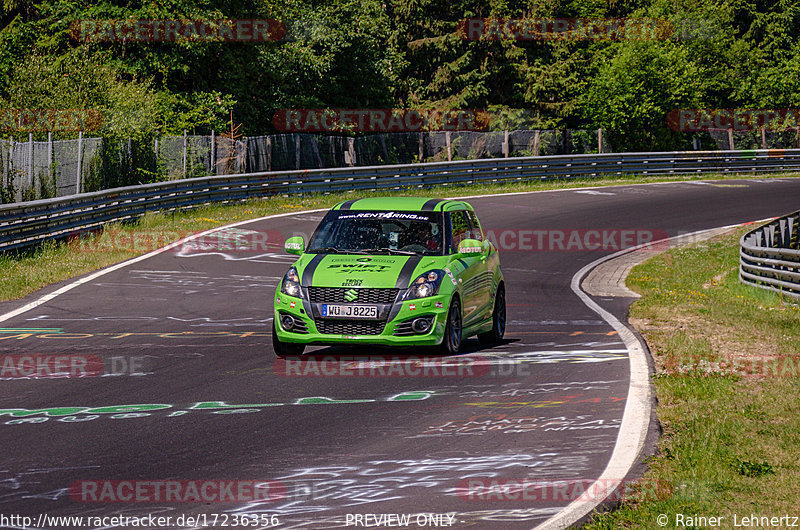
top-left (308, 210), bottom-right (445, 256)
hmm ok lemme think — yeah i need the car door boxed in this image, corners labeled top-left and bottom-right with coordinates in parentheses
top-left (447, 210), bottom-right (483, 328)
top-left (465, 209), bottom-right (493, 323)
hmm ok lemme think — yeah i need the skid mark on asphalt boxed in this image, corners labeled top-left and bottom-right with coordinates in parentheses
top-left (410, 415), bottom-right (622, 438)
top-left (92, 269), bottom-right (281, 295)
top-left (225, 452), bottom-right (598, 519)
top-left (0, 329), bottom-right (272, 341)
top-left (25, 315), bottom-right (274, 327)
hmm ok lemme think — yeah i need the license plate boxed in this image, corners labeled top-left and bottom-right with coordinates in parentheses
top-left (321, 304), bottom-right (378, 319)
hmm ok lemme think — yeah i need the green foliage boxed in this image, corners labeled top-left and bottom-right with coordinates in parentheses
top-left (0, 0), bottom-right (798, 150)
top-left (582, 41), bottom-right (704, 150)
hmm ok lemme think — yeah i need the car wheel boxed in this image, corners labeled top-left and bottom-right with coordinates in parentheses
top-left (478, 284), bottom-right (506, 344)
top-left (440, 297), bottom-right (462, 354)
top-left (272, 321), bottom-right (305, 357)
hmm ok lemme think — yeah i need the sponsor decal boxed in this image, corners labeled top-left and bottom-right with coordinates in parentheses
top-left (289, 301), bottom-right (296, 308)
top-left (435, 301), bottom-right (444, 309)
top-left (334, 211), bottom-right (434, 221)
top-left (409, 304), bottom-right (416, 311)
top-left (326, 263), bottom-right (392, 272)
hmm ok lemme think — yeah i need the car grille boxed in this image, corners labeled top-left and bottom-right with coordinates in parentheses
top-left (315, 320), bottom-right (386, 336)
top-left (307, 287), bottom-right (399, 304)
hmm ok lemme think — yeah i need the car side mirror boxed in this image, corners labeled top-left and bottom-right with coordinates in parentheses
top-left (457, 239), bottom-right (483, 256)
top-left (284, 236), bottom-right (305, 255)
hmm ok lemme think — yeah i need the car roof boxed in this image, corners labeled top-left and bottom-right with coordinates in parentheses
top-left (331, 197), bottom-right (474, 212)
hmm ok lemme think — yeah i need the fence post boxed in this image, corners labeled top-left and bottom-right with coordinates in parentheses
top-left (533, 130), bottom-right (540, 156)
top-left (418, 133), bottom-right (424, 162)
top-left (154, 137), bottom-right (159, 175)
top-left (8, 136), bottom-right (13, 200)
top-left (47, 132), bottom-right (53, 194)
top-left (727, 128), bottom-right (734, 150)
top-left (182, 129), bottom-right (187, 178)
top-left (210, 129), bottom-right (216, 175)
top-left (27, 133), bottom-right (33, 194)
top-left (266, 135), bottom-right (272, 171)
top-left (597, 128), bottom-right (603, 154)
top-left (76, 130), bottom-right (83, 194)
top-left (445, 131), bottom-right (452, 161)
top-left (502, 130), bottom-right (509, 157)
top-left (295, 135), bottom-right (301, 170)
top-left (692, 135), bottom-right (699, 150)
top-left (346, 137), bottom-right (355, 166)
top-left (760, 126), bottom-right (766, 149)
top-left (311, 136), bottom-right (323, 168)
top-left (2, 137), bottom-right (8, 194)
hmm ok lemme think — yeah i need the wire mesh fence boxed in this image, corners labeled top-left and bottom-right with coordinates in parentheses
top-left (3, 127), bottom-right (800, 203)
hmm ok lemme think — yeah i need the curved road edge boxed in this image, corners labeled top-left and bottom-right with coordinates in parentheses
top-left (535, 221), bottom-right (769, 530)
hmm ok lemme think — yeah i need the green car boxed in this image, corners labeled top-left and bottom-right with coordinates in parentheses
top-left (272, 197), bottom-right (505, 356)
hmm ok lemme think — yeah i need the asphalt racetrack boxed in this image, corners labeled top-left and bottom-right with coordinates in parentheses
top-left (1, 178), bottom-right (799, 530)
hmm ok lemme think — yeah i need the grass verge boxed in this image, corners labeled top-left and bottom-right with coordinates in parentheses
top-left (0, 171), bottom-right (797, 303)
top-left (585, 226), bottom-right (800, 528)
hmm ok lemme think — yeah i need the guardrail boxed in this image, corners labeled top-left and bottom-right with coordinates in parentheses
top-left (740, 211), bottom-right (800, 300)
top-left (3, 148), bottom-right (800, 253)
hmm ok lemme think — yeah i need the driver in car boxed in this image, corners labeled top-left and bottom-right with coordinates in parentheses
top-left (404, 221), bottom-right (440, 252)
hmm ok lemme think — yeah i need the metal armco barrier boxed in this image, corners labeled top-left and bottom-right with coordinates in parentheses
top-left (740, 210), bottom-right (800, 300)
top-left (3, 148), bottom-right (800, 253)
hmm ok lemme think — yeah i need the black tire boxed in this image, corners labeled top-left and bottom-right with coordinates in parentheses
top-left (478, 284), bottom-right (506, 345)
top-left (272, 321), bottom-right (305, 357)
top-left (440, 297), bottom-right (462, 354)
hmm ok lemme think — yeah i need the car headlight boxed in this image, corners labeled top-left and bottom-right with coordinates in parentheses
top-left (280, 267), bottom-right (303, 298)
top-left (403, 270), bottom-right (444, 300)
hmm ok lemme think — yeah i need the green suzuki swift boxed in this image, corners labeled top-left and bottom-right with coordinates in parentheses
top-left (272, 197), bottom-right (505, 356)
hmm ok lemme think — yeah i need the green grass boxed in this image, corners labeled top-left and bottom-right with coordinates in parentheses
top-left (0, 171), bottom-right (797, 303)
top-left (585, 227), bottom-right (800, 528)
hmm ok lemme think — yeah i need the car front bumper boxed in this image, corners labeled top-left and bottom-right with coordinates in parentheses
top-left (273, 292), bottom-right (449, 346)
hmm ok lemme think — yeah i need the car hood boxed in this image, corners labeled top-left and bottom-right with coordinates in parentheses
top-left (298, 253), bottom-right (441, 289)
